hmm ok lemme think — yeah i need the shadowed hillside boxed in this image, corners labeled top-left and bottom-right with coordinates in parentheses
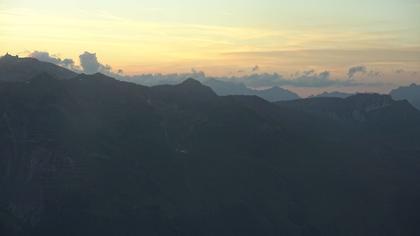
top-left (0, 72), bottom-right (419, 236)
top-left (0, 54), bottom-right (77, 82)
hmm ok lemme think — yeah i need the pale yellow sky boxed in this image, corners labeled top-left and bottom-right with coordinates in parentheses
top-left (1, 0), bottom-right (420, 91)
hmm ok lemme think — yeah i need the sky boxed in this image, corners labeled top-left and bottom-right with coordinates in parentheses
top-left (0, 0), bottom-right (419, 95)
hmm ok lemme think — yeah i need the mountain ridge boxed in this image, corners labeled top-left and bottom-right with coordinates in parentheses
top-left (0, 72), bottom-right (419, 235)
top-left (0, 54), bottom-right (77, 82)
top-left (390, 83), bottom-right (420, 110)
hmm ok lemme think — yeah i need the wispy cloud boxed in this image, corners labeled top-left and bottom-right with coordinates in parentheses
top-left (3, 7), bottom-right (418, 71)
top-left (348, 66), bottom-right (367, 78)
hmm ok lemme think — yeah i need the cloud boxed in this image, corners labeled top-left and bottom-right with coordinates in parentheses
top-left (366, 70), bottom-right (382, 78)
top-left (395, 69), bottom-right (419, 78)
top-left (347, 65), bottom-right (383, 79)
top-left (27, 50), bottom-right (384, 88)
top-left (78, 51), bottom-right (117, 75)
top-left (29, 51), bottom-right (78, 70)
top-left (126, 69), bottom-right (366, 88)
top-left (29, 51), bottom-right (61, 64)
top-left (230, 70), bottom-right (337, 88)
top-left (348, 66), bottom-right (367, 78)
top-left (246, 70), bottom-right (360, 88)
top-left (241, 73), bottom-right (284, 87)
top-left (119, 68), bottom-right (377, 88)
top-left (288, 70), bottom-right (336, 87)
top-left (121, 69), bottom-right (207, 86)
top-left (61, 58), bottom-right (75, 67)
top-left (395, 69), bottom-right (405, 74)
top-left (79, 52), bottom-right (100, 74)
top-left (29, 50), bottom-right (119, 75)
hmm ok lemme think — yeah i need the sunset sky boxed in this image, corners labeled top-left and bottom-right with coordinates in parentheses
top-left (1, 0), bottom-right (419, 95)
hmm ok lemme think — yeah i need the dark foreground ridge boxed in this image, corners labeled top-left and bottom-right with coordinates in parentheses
top-left (0, 58), bottom-right (420, 235)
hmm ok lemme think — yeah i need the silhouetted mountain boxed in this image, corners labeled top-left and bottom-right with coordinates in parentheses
top-left (0, 54), bottom-right (77, 82)
top-left (1, 74), bottom-right (420, 236)
top-left (252, 86), bottom-right (300, 102)
top-left (311, 91), bottom-right (353, 98)
top-left (153, 78), bottom-right (218, 103)
top-left (203, 78), bottom-right (300, 102)
top-left (390, 83), bottom-right (420, 110)
top-left (278, 94), bottom-right (420, 126)
top-left (203, 78), bottom-right (250, 95)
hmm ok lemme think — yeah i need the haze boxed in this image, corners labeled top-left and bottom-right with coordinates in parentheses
top-left (1, 0), bottom-right (419, 95)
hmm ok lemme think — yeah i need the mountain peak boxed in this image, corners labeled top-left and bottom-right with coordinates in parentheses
top-left (176, 78), bottom-right (217, 98)
top-left (0, 53), bottom-right (19, 62)
top-left (390, 83), bottom-right (420, 110)
top-left (151, 78), bottom-right (217, 102)
top-left (180, 78), bottom-right (203, 87)
top-left (0, 54), bottom-right (77, 82)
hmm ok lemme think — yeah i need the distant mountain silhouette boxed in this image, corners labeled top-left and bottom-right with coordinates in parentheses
top-left (1, 73), bottom-right (420, 236)
top-left (153, 78), bottom-right (218, 102)
top-left (311, 91), bottom-right (353, 98)
top-left (390, 83), bottom-right (420, 110)
top-left (0, 53), bottom-right (299, 102)
top-left (0, 53), bottom-right (77, 82)
top-left (277, 94), bottom-right (420, 126)
top-left (203, 78), bottom-right (300, 102)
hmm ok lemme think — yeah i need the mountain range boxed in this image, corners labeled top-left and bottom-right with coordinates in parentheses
top-left (1, 54), bottom-right (420, 235)
top-left (3, 54), bottom-right (420, 108)
top-left (310, 91), bottom-right (353, 99)
top-left (390, 83), bottom-right (420, 110)
top-left (0, 55), bottom-right (299, 102)
top-left (202, 78), bottom-right (300, 102)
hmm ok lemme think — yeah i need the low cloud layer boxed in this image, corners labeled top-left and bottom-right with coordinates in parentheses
top-left (29, 51), bottom-right (78, 71)
top-left (223, 70), bottom-right (364, 88)
top-left (28, 50), bottom-right (385, 88)
top-left (28, 51), bottom-right (118, 75)
top-left (347, 65), bottom-right (383, 80)
top-left (122, 69), bottom-right (369, 88)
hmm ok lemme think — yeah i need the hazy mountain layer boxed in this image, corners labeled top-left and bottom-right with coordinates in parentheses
top-left (390, 83), bottom-right (420, 110)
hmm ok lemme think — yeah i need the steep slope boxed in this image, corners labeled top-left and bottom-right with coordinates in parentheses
top-left (0, 54), bottom-right (77, 82)
top-left (0, 74), bottom-right (419, 236)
